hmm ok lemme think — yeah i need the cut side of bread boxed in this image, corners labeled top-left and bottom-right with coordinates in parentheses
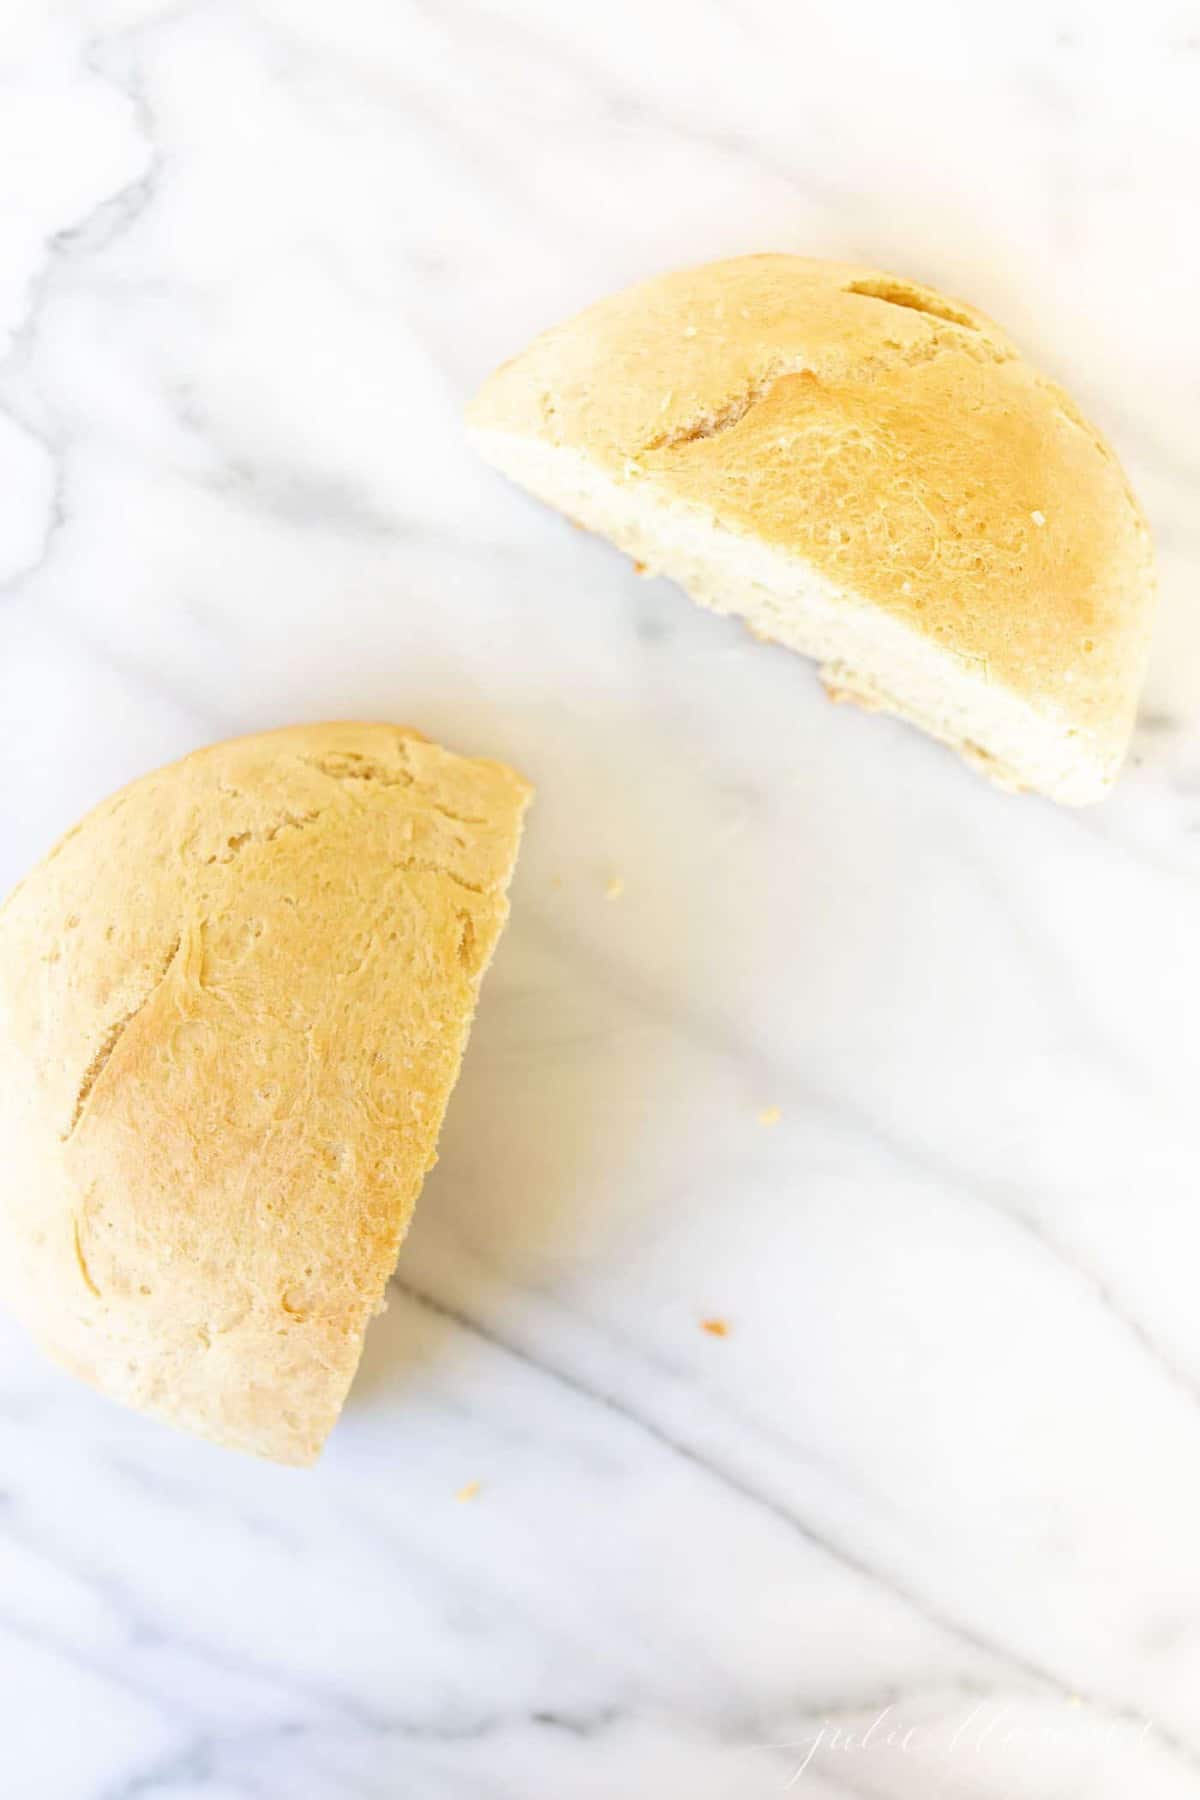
top-left (0, 723), bottom-right (531, 1464)
top-left (468, 255), bottom-right (1156, 803)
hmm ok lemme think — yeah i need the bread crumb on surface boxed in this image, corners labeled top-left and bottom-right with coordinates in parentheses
top-left (1031, 509), bottom-right (1046, 526)
top-left (820, 677), bottom-right (884, 713)
top-left (701, 1318), bottom-right (730, 1337)
top-left (605, 875), bottom-right (625, 900)
top-left (758, 1105), bottom-right (781, 1127)
top-left (456, 1480), bottom-right (482, 1502)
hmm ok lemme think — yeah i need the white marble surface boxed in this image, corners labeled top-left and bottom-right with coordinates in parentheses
top-left (2, 1), bottom-right (1200, 1794)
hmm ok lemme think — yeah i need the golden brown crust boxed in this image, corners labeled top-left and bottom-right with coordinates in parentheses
top-left (0, 723), bottom-right (531, 1463)
top-left (469, 254), bottom-right (1155, 776)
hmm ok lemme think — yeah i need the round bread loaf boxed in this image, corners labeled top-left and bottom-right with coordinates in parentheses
top-left (0, 722), bottom-right (531, 1463)
top-left (468, 254), bottom-right (1156, 802)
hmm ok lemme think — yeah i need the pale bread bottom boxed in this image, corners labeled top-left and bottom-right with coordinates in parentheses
top-left (473, 430), bottom-right (1112, 804)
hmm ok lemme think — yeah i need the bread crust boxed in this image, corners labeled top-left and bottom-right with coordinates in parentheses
top-left (469, 255), bottom-right (1155, 793)
top-left (0, 723), bottom-right (531, 1463)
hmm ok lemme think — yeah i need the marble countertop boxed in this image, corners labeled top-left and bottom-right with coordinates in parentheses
top-left (2, 2), bottom-right (1200, 1795)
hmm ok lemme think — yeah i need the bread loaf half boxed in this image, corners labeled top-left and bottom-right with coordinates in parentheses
top-left (0, 723), bottom-right (531, 1463)
top-left (468, 255), bottom-right (1155, 802)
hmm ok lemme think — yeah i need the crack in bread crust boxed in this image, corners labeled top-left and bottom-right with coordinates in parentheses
top-left (62, 934), bottom-right (181, 1139)
top-left (642, 365), bottom-right (800, 452)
